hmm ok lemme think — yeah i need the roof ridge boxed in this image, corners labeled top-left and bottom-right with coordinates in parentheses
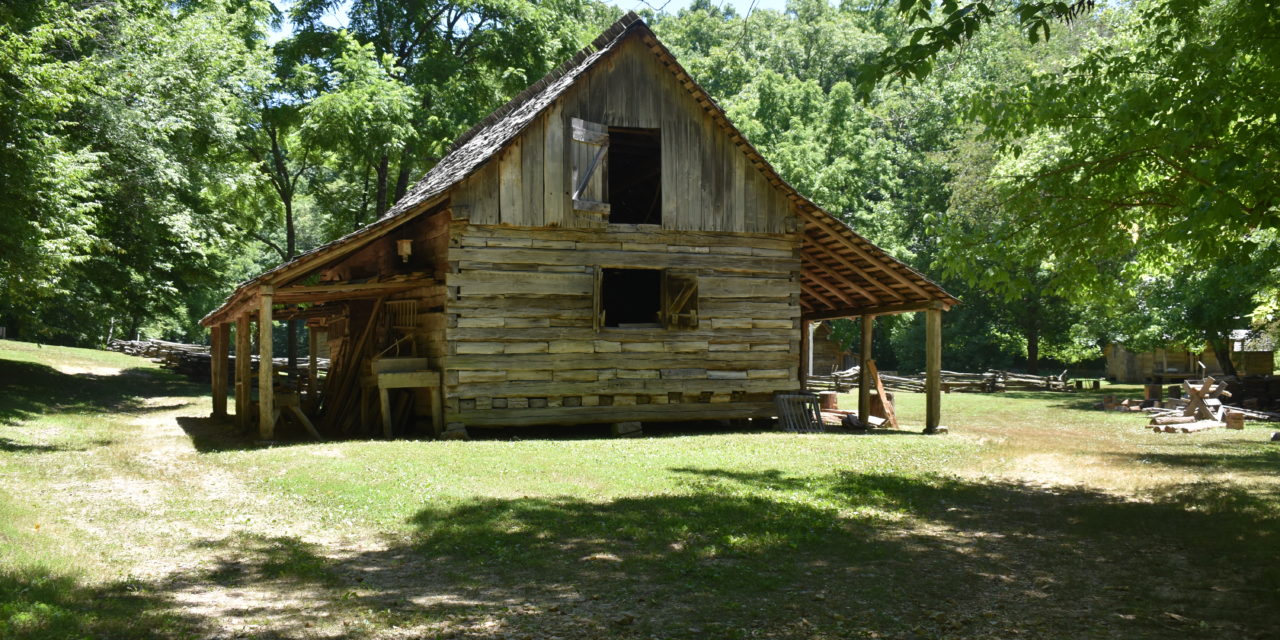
top-left (443, 12), bottom-right (643, 156)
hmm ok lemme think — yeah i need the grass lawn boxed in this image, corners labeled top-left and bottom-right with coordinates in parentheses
top-left (0, 338), bottom-right (1277, 639)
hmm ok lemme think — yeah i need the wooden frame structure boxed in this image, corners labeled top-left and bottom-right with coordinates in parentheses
top-left (200, 13), bottom-right (956, 438)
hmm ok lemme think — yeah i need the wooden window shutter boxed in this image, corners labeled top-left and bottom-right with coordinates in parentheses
top-left (571, 117), bottom-right (610, 216)
top-left (662, 271), bottom-right (698, 329)
top-left (592, 265), bottom-right (604, 332)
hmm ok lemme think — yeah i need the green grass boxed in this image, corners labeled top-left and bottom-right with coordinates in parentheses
top-left (1, 338), bottom-right (1277, 639)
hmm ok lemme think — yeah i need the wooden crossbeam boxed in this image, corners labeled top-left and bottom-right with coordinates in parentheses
top-left (800, 210), bottom-right (936, 301)
top-left (804, 238), bottom-right (902, 302)
top-left (802, 300), bottom-right (946, 322)
top-left (800, 281), bottom-right (839, 310)
top-left (802, 251), bottom-right (880, 304)
top-left (803, 268), bottom-right (858, 307)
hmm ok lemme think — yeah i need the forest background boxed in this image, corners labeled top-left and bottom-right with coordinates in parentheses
top-left (2, 0), bottom-right (1276, 374)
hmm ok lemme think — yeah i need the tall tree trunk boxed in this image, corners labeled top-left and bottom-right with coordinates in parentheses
top-left (394, 142), bottom-right (413, 201)
top-left (1022, 295), bottom-right (1041, 374)
top-left (1026, 329), bottom-right (1040, 374)
top-left (284, 193), bottom-right (298, 376)
top-left (375, 153), bottom-right (390, 217)
top-left (1208, 336), bottom-right (1237, 377)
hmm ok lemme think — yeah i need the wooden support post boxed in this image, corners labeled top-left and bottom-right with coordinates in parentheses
top-left (210, 323), bottom-right (229, 418)
top-left (858, 315), bottom-right (873, 426)
top-left (925, 306), bottom-right (942, 433)
top-left (235, 314), bottom-right (251, 429)
top-left (799, 320), bottom-right (812, 387)
top-left (307, 327), bottom-right (319, 407)
top-left (259, 286), bottom-right (275, 439)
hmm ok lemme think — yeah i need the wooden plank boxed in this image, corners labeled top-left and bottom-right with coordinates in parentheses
top-left (235, 314), bottom-right (251, 428)
top-left (521, 116), bottom-right (545, 227)
top-left (448, 351), bottom-right (794, 370)
top-left (210, 323), bottom-right (228, 418)
top-left (699, 275), bottom-right (794, 298)
top-left (543, 104), bottom-right (567, 227)
top-left (450, 247), bottom-right (798, 275)
top-left (727, 130), bottom-right (745, 232)
top-left (452, 401), bottom-right (775, 427)
top-left (801, 210), bottom-right (939, 301)
top-left (925, 307), bottom-right (942, 432)
top-left (258, 286), bottom-right (275, 439)
top-left (802, 250), bottom-right (882, 304)
top-left (499, 140), bottom-right (523, 225)
top-left (460, 223), bottom-right (800, 251)
top-left (867, 359), bottom-right (899, 429)
top-left (458, 160), bottom-right (500, 225)
top-left (449, 271), bottom-right (594, 296)
top-left (859, 315), bottom-right (873, 425)
top-left (451, 326), bottom-right (795, 343)
top-left (448, 377), bottom-right (790, 399)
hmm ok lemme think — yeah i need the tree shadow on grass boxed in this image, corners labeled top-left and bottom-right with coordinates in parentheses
top-left (0, 358), bottom-right (203, 427)
top-left (7, 465), bottom-right (1274, 637)
top-left (137, 470), bottom-right (1278, 639)
top-left (0, 568), bottom-right (202, 640)
top-left (1122, 440), bottom-right (1280, 476)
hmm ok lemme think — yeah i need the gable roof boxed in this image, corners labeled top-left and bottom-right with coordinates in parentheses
top-left (202, 12), bottom-right (954, 327)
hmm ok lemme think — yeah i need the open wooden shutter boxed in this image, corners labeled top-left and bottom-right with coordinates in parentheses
top-left (592, 265), bottom-right (604, 332)
top-left (662, 271), bottom-right (698, 329)
top-left (571, 117), bottom-right (610, 217)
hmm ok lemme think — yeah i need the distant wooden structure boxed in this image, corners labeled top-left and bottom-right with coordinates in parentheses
top-left (199, 14), bottom-right (957, 438)
top-left (1105, 330), bottom-right (1274, 383)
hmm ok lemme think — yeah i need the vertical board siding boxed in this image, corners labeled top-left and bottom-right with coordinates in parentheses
top-left (441, 36), bottom-right (794, 235)
top-left (543, 104), bottom-right (567, 227)
top-left (521, 117), bottom-right (545, 226)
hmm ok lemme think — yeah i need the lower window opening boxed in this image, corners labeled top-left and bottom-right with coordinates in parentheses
top-left (602, 268), bottom-right (661, 328)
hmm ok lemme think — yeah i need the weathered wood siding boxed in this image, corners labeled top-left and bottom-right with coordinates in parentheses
top-left (441, 224), bottom-right (803, 427)
top-left (452, 36), bottom-right (792, 234)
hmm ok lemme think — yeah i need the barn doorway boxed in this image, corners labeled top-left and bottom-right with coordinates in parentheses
top-left (607, 127), bottom-right (661, 224)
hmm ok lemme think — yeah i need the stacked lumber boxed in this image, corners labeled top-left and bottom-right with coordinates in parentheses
top-left (108, 338), bottom-right (328, 382)
top-left (808, 367), bottom-right (1067, 394)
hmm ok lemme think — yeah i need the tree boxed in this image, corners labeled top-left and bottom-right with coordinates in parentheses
top-left (300, 31), bottom-right (416, 221)
top-left (875, 0), bottom-right (1280, 342)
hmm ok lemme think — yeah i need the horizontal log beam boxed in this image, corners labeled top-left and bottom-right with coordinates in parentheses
top-left (801, 300), bottom-right (948, 322)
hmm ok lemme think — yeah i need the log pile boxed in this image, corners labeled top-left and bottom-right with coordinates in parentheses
top-left (107, 338), bottom-right (328, 382)
top-left (808, 367), bottom-right (1073, 393)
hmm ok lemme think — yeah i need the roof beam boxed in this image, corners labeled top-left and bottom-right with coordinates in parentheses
top-left (799, 210), bottom-right (936, 300)
top-left (801, 269), bottom-right (858, 308)
top-left (802, 251), bottom-right (881, 304)
top-left (804, 238), bottom-right (904, 302)
top-left (800, 282), bottom-right (839, 310)
top-left (802, 300), bottom-right (947, 322)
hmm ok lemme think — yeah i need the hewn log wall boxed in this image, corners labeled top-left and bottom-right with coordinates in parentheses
top-left (439, 224), bottom-right (802, 427)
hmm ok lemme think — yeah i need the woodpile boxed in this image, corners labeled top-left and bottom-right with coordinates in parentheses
top-left (807, 367), bottom-right (1072, 393)
top-left (108, 338), bottom-right (328, 383)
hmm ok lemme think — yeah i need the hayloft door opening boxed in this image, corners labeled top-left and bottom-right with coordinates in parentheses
top-left (607, 127), bottom-right (661, 224)
top-left (601, 268), bottom-right (662, 328)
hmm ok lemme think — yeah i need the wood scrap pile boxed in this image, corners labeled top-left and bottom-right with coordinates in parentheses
top-left (1139, 377), bottom-right (1248, 434)
top-left (807, 367), bottom-right (1071, 393)
top-left (107, 338), bottom-right (328, 382)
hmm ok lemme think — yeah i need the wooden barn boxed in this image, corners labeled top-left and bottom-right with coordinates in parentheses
top-left (200, 14), bottom-right (957, 439)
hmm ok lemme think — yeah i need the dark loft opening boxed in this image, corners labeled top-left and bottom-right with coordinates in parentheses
top-left (607, 127), bottom-right (661, 224)
top-left (602, 268), bottom-right (661, 327)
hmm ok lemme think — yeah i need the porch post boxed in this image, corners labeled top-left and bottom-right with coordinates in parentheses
top-left (235, 314), bottom-right (251, 429)
top-left (858, 315), bottom-right (873, 425)
top-left (307, 325), bottom-right (319, 406)
top-left (210, 323), bottom-right (229, 418)
top-left (258, 286), bottom-right (275, 439)
top-left (799, 320), bottom-right (812, 387)
top-left (925, 306), bottom-right (942, 433)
